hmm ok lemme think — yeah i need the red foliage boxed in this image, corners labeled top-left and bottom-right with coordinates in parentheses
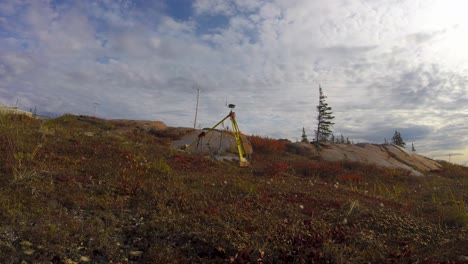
top-left (339, 173), bottom-right (363, 182)
top-left (118, 153), bottom-right (149, 195)
top-left (169, 153), bottom-right (217, 173)
top-left (248, 135), bottom-right (287, 155)
top-left (266, 162), bottom-right (289, 175)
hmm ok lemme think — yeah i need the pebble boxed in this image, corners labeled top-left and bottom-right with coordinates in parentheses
top-left (23, 249), bottom-right (35, 255)
top-left (80, 256), bottom-right (91, 262)
top-left (20, 241), bottom-right (33, 247)
top-left (129, 250), bottom-right (143, 256)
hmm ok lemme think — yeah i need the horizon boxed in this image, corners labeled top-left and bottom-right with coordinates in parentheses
top-left (2, 106), bottom-right (466, 166)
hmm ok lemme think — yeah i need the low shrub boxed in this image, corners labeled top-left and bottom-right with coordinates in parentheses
top-left (291, 160), bottom-right (342, 178)
top-left (266, 162), bottom-right (289, 176)
top-left (248, 135), bottom-right (287, 155)
top-left (436, 160), bottom-right (468, 180)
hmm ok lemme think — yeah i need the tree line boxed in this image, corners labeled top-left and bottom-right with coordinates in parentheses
top-left (301, 86), bottom-right (410, 149)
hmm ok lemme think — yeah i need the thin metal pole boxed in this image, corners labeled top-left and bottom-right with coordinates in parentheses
top-left (194, 86), bottom-right (200, 129)
top-left (93, 102), bottom-right (99, 117)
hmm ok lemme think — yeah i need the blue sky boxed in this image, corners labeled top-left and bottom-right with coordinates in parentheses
top-left (1, 0), bottom-right (468, 164)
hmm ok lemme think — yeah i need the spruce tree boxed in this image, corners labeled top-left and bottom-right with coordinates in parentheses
top-left (391, 130), bottom-right (406, 147)
top-left (411, 143), bottom-right (416, 152)
top-left (315, 85), bottom-right (335, 143)
top-left (301, 127), bottom-right (309, 143)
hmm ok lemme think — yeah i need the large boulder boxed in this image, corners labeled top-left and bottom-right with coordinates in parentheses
top-left (171, 129), bottom-right (253, 162)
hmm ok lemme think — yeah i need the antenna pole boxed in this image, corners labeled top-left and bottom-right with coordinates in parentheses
top-left (193, 85), bottom-right (200, 129)
top-left (93, 102), bottom-right (100, 117)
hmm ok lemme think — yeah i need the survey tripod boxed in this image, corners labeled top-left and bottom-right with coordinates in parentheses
top-left (183, 104), bottom-right (250, 167)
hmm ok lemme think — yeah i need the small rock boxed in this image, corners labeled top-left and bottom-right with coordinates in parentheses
top-left (20, 241), bottom-right (33, 247)
top-left (129, 250), bottom-right (143, 261)
top-left (79, 256), bottom-right (90, 262)
top-left (129, 250), bottom-right (143, 257)
top-left (23, 249), bottom-right (35, 255)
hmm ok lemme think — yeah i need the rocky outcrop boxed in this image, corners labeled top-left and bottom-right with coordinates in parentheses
top-left (293, 142), bottom-right (441, 176)
top-left (170, 126), bottom-right (440, 176)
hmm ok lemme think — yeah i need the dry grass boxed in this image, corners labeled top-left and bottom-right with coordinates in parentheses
top-left (0, 115), bottom-right (466, 263)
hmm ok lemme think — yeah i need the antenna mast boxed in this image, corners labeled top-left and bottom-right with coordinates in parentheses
top-left (193, 85), bottom-right (200, 129)
top-left (93, 102), bottom-right (100, 117)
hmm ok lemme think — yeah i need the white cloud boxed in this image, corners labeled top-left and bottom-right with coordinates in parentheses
top-left (0, 0), bottom-right (25, 15)
top-left (159, 16), bottom-right (195, 34)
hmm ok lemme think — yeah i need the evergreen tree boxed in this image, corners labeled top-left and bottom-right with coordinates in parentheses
top-left (340, 134), bottom-right (345, 143)
top-left (391, 130), bottom-right (406, 147)
top-left (315, 85), bottom-right (335, 143)
top-left (331, 133), bottom-right (335, 143)
top-left (301, 127), bottom-right (309, 143)
top-left (411, 143), bottom-right (416, 152)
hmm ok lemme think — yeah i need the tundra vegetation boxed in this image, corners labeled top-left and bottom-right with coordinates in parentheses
top-left (0, 114), bottom-right (466, 263)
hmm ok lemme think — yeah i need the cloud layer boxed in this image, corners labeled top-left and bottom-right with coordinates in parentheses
top-left (1, 0), bottom-right (467, 163)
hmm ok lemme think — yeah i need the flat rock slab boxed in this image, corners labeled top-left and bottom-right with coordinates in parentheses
top-left (296, 142), bottom-right (441, 176)
top-left (172, 129), bottom-right (253, 158)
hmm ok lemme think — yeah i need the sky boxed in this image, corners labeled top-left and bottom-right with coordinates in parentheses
top-left (1, 0), bottom-right (468, 165)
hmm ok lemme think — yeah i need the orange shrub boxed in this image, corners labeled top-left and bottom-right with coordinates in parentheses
top-left (248, 135), bottom-right (287, 155)
top-left (267, 162), bottom-right (289, 175)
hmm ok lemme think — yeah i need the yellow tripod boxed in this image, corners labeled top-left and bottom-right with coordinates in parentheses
top-left (184, 104), bottom-right (250, 167)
